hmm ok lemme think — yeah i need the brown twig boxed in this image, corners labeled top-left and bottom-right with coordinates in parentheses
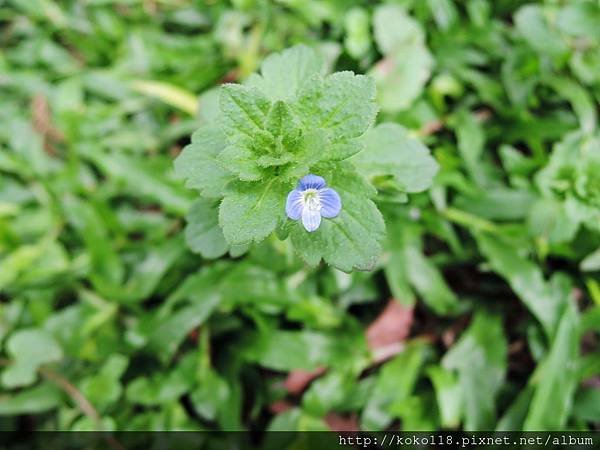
top-left (39, 367), bottom-right (125, 450)
top-left (3, 358), bottom-right (123, 446)
top-left (31, 94), bottom-right (64, 156)
top-left (39, 367), bottom-right (102, 425)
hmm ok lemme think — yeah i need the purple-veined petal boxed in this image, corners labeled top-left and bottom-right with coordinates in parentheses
top-left (319, 188), bottom-right (342, 218)
top-left (286, 189), bottom-right (304, 220)
top-left (302, 208), bottom-right (322, 232)
top-left (298, 174), bottom-right (326, 191)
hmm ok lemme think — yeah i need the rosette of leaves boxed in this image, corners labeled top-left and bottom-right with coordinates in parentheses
top-left (532, 130), bottom-right (600, 243)
top-left (175, 45), bottom-right (438, 272)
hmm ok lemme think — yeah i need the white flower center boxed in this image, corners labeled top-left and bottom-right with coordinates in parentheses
top-left (301, 189), bottom-right (321, 212)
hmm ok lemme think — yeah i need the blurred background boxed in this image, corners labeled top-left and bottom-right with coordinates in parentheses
top-left (0, 0), bottom-right (599, 434)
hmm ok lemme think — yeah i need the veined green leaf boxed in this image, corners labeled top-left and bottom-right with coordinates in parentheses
top-left (219, 180), bottom-right (288, 245)
top-left (185, 198), bottom-right (228, 259)
top-left (354, 123), bottom-right (438, 193)
top-left (246, 44), bottom-right (325, 101)
top-left (174, 125), bottom-right (234, 199)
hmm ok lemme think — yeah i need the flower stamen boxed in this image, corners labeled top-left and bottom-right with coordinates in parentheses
top-left (302, 189), bottom-right (321, 211)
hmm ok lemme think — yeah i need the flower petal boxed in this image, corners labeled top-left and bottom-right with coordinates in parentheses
top-left (319, 188), bottom-right (342, 218)
top-left (298, 174), bottom-right (326, 191)
top-left (302, 208), bottom-right (322, 232)
top-left (286, 189), bottom-right (304, 220)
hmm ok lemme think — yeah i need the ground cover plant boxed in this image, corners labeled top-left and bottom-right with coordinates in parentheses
top-left (0, 0), bottom-right (599, 437)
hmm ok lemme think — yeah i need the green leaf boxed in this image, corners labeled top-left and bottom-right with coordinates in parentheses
top-left (443, 311), bottom-right (507, 431)
top-left (528, 198), bottom-right (580, 244)
top-left (451, 110), bottom-right (490, 187)
top-left (372, 4), bottom-right (424, 54)
top-left (556, 2), bottom-right (600, 41)
top-left (344, 8), bottom-right (371, 59)
top-left (577, 352), bottom-right (600, 385)
top-left (218, 144), bottom-right (263, 181)
top-left (147, 290), bottom-right (222, 363)
top-left (290, 166), bottom-right (385, 272)
top-left (361, 343), bottom-right (429, 430)
top-left (404, 237), bottom-right (459, 315)
top-left (219, 180), bottom-right (288, 245)
top-left (127, 356), bottom-right (195, 406)
top-left (370, 4), bottom-right (432, 112)
top-left (119, 238), bottom-right (185, 303)
top-left (220, 262), bottom-right (287, 308)
top-left (545, 76), bottom-right (597, 134)
top-left (257, 152), bottom-right (294, 168)
top-left (281, 129), bottom-right (327, 171)
top-left (174, 125), bottom-right (234, 199)
top-left (0, 243), bottom-right (55, 291)
top-left (131, 79), bottom-right (198, 115)
top-left (427, 0), bottom-right (458, 31)
top-left (496, 386), bottom-right (535, 431)
top-left (265, 100), bottom-right (298, 138)
top-left (0, 383), bottom-right (61, 415)
top-left (385, 219), bottom-right (459, 314)
top-left (185, 198), bottom-right (228, 259)
top-left (62, 196), bottom-right (124, 289)
top-left (217, 81), bottom-right (347, 182)
top-left (570, 46), bottom-right (600, 85)
top-left (581, 306), bottom-right (600, 334)
top-left (79, 354), bottom-right (128, 410)
top-left (84, 151), bottom-right (192, 216)
top-left (71, 416), bottom-right (115, 432)
top-left (292, 71), bottom-right (377, 143)
top-left (581, 247), bottom-right (600, 272)
top-left (428, 365), bottom-right (462, 429)
top-left (142, 267), bottom-right (227, 362)
top-left (536, 131), bottom-right (600, 229)
top-left (353, 123), bottom-right (439, 193)
top-left (573, 388), bottom-right (600, 422)
top-left (524, 303), bottom-right (579, 430)
top-left (370, 46), bottom-right (433, 113)
top-left (514, 5), bottom-right (568, 60)
top-left (476, 233), bottom-right (566, 337)
top-left (302, 370), bottom-right (355, 417)
top-left (247, 44), bottom-right (325, 101)
top-left (455, 189), bottom-right (537, 221)
top-left (242, 328), bottom-right (365, 372)
top-left (2, 328), bottom-right (63, 388)
top-left (87, 238), bottom-right (185, 304)
top-left (190, 369), bottom-right (231, 422)
top-left (220, 84), bottom-right (271, 143)
top-left (319, 140), bottom-right (364, 162)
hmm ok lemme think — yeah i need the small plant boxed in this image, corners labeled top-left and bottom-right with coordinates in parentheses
top-left (175, 45), bottom-right (438, 271)
top-left (533, 130), bottom-right (600, 242)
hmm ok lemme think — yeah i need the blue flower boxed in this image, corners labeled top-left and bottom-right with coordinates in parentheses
top-left (286, 174), bottom-right (342, 232)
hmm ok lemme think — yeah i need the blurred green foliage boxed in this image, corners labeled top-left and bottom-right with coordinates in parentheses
top-left (0, 0), bottom-right (599, 435)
